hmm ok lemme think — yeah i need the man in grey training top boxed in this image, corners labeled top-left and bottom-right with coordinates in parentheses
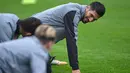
top-left (0, 13), bottom-right (41, 43)
top-left (32, 1), bottom-right (106, 73)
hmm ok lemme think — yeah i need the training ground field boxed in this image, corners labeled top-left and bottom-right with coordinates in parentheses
top-left (0, 0), bottom-right (130, 73)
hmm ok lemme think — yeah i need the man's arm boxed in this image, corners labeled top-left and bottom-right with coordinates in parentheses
top-left (63, 11), bottom-right (79, 70)
top-left (30, 53), bottom-right (47, 73)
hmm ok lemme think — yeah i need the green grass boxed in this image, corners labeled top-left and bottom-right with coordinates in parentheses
top-left (0, 0), bottom-right (130, 73)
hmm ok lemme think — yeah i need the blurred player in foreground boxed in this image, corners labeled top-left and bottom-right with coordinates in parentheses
top-left (32, 1), bottom-right (106, 73)
top-left (0, 25), bottom-right (56, 73)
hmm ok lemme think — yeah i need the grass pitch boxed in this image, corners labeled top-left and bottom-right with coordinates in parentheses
top-left (0, 0), bottom-right (130, 73)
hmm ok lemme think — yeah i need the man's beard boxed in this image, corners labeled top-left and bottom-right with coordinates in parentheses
top-left (81, 17), bottom-right (89, 24)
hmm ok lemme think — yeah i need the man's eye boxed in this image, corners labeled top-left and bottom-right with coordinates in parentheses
top-left (90, 14), bottom-right (93, 17)
top-left (91, 15), bottom-right (95, 19)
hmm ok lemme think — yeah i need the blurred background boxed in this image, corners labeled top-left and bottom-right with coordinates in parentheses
top-left (0, 0), bottom-right (130, 73)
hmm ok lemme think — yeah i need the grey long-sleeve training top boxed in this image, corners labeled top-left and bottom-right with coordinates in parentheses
top-left (0, 36), bottom-right (49, 73)
top-left (0, 13), bottom-right (19, 43)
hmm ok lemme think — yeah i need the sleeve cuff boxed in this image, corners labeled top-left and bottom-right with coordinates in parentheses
top-left (71, 64), bottom-right (79, 70)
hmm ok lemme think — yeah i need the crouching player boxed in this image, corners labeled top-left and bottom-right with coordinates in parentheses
top-left (0, 13), bottom-right (41, 43)
top-left (0, 25), bottom-right (56, 73)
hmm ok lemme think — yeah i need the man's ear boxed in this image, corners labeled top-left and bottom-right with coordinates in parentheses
top-left (87, 6), bottom-right (92, 10)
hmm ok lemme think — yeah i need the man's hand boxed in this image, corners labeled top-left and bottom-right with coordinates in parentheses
top-left (72, 69), bottom-right (81, 73)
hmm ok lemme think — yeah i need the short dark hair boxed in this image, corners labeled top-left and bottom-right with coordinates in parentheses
top-left (18, 17), bottom-right (41, 35)
top-left (90, 1), bottom-right (106, 17)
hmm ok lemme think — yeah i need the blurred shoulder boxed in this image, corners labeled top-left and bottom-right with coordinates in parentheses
top-left (0, 13), bottom-right (19, 20)
top-left (0, 13), bottom-right (17, 17)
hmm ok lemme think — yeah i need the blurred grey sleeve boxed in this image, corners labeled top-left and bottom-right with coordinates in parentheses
top-left (30, 54), bottom-right (47, 73)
